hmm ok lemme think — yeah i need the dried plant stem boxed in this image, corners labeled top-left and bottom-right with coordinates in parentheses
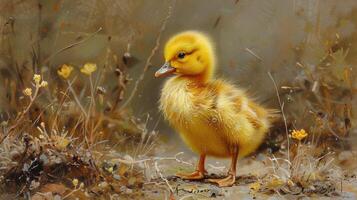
top-left (67, 79), bottom-right (88, 118)
top-left (86, 75), bottom-right (96, 143)
top-left (155, 161), bottom-right (174, 193)
top-left (268, 72), bottom-right (290, 162)
top-left (0, 85), bottom-right (40, 144)
top-left (245, 48), bottom-right (262, 61)
top-left (43, 27), bottom-right (102, 64)
top-left (112, 152), bottom-right (192, 166)
top-left (51, 88), bottom-right (71, 131)
top-left (24, 86), bottom-right (40, 115)
top-left (119, 2), bottom-right (175, 110)
top-left (62, 186), bottom-right (82, 200)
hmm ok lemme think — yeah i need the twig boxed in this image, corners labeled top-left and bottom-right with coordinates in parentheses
top-left (42, 27), bottom-right (102, 64)
top-left (268, 72), bottom-right (290, 162)
top-left (245, 48), bottom-right (262, 61)
top-left (119, 1), bottom-right (175, 110)
top-left (207, 164), bottom-right (226, 172)
top-left (0, 84), bottom-right (41, 144)
top-left (86, 74), bottom-right (96, 143)
top-left (62, 185), bottom-right (82, 200)
top-left (111, 152), bottom-right (192, 166)
top-left (268, 157), bottom-right (292, 166)
top-left (66, 79), bottom-right (88, 118)
top-left (155, 161), bottom-right (174, 193)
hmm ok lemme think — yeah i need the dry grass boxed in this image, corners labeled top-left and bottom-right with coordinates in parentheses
top-left (0, 71), bottom-right (185, 199)
top-left (0, 1), bottom-right (182, 198)
top-left (249, 31), bottom-right (356, 198)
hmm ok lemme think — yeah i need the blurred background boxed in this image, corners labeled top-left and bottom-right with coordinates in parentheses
top-left (1, 1), bottom-right (357, 198)
top-left (0, 0), bottom-right (356, 148)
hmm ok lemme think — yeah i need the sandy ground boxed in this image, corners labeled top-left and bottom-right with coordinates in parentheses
top-left (139, 136), bottom-right (357, 200)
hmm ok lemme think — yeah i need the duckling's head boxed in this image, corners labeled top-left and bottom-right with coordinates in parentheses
top-left (155, 31), bottom-right (216, 82)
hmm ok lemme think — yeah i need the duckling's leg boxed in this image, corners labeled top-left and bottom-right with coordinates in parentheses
top-left (176, 154), bottom-right (206, 180)
top-left (208, 147), bottom-right (238, 187)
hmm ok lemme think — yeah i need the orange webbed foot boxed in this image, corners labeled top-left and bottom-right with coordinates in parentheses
top-left (176, 154), bottom-right (207, 180)
top-left (207, 173), bottom-right (236, 187)
top-left (208, 146), bottom-right (238, 187)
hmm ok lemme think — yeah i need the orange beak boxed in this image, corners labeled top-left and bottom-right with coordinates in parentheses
top-left (155, 62), bottom-right (176, 78)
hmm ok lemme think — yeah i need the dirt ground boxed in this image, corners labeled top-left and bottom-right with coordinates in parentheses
top-left (0, 131), bottom-right (356, 200)
top-left (131, 138), bottom-right (357, 200)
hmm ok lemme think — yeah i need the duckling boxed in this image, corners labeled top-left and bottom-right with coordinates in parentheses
top-left (155, 31), bottom-right (276, 187)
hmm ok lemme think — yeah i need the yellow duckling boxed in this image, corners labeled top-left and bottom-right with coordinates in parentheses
top-left (155, 31), bottom-right (276, 187)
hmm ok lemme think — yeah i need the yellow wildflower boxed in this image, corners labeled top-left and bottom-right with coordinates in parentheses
top-left (23, 88), bottom-right (32, 96)
top-left (249, 182), bottom-right (261, 192)
top-left (52, 135), bottom-right (70, 150)
top-left (33, 74), bottom-right (41, 85)
top-left (291, 129), bottom-right (308, 141)
top-left (57, 138), bottom-right (70, 149)
top-left (40, 81), bottom-right (48, 87)
top-left (57, 64), bottom-right (73, 79)
top-left (267, 177), bottom-right (284, 188)
top-left (108, 166), bottom-right (114, 173)
top-left (80, 63), bottom-right (97, 75)
top-left (72, 178), bottom-right (79, 187)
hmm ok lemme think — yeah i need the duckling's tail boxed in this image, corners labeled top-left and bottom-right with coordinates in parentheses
top-left (267, 109), bottom-right (281, 123)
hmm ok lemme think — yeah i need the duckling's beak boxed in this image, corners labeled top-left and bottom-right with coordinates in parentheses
top-left (155, 62), bottom-right (176, 78)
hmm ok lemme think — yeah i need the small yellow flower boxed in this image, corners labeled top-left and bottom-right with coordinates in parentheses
top-left (80, 63), bottom-right (97, 75)
top-left (57, 137), bottom-right (70, 150)
top-left (267, 177), bottom-right (284, 188)
top-left (33, 74), bottom-right (41, 85)
top-left (108, 166), bottom-right (114, 173)
top-left (291, 129), bottom-right (308, 141)
top-left (23, 88), bottom-right (32, 96)
top-left (249, 182), bottom-right (261, 192)
top-left (57, 64), bottom-right (73, 79)
top-left (40, 81), bottom-right (48, 87)
top-left (72, 178), bottom-right (79, 187)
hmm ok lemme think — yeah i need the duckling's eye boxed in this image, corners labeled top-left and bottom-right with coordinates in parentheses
top-left (177, 52), bottom-right (186, 59)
